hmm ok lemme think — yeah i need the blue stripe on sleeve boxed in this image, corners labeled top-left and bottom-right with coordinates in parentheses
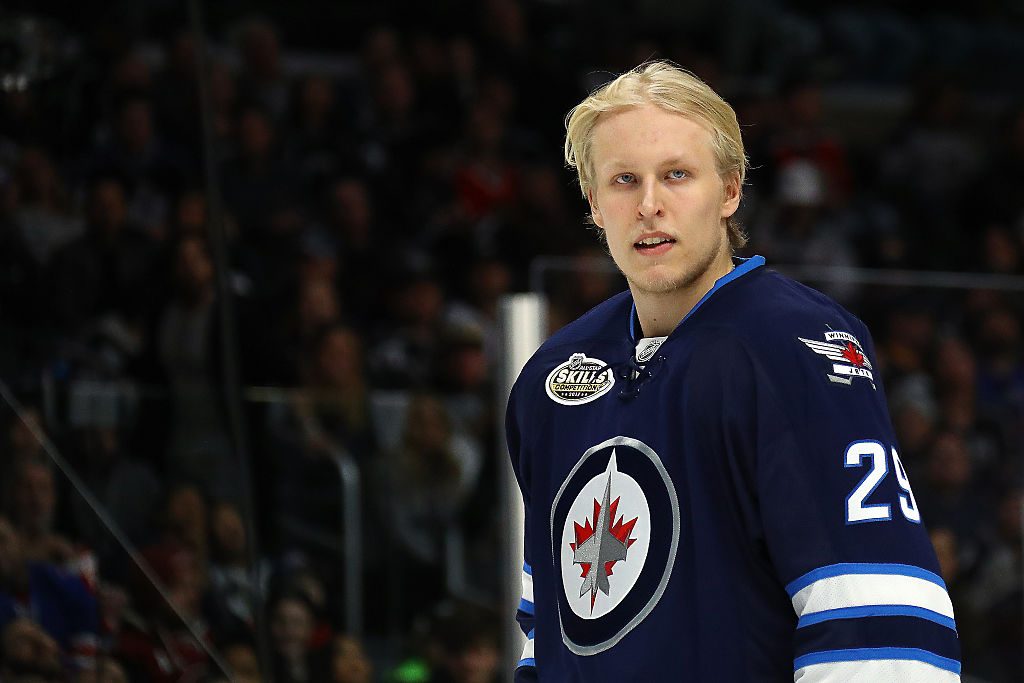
top-left (518, 598), bottom-right (535, 615)
top-left (785, 563), bottom-right (947, 597)
top-left (794, 647), bottom-right (961, 675)
top-left (797, 605), bottom-right (956, 631)
top-left (523, 562), bottom-right (532, 576)
top-left (517, 658), bottom-right (536, 668)
top-left (527, 628), bottom-right (535, 639)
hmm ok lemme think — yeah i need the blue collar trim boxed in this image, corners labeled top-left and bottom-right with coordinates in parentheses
top-left (629, 255), bottom-right (766, 340)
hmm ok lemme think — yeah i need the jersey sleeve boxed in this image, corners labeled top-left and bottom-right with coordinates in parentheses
top-left (506, 383), bottom-right (537, 682)
top-left (729, 324), bottom-right (961, 682)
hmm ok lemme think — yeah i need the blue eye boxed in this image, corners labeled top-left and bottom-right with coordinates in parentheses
top-left (615, 174), bottom-right (635, 184)
top-left (668, 169), bottom-right (687, 180)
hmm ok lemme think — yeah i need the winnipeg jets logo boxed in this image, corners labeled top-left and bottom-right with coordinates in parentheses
top-left (569, 451), bottom-right (638, 613)
top-left (552, 436), bottom-right (679, 656)
top-left (798, 328), bottom-right (876, 389)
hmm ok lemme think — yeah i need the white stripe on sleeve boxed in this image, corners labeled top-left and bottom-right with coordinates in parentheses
top-left (795, 658), bottom-right (960, 682)
top-left (792, 573), bottom-right (954, 621)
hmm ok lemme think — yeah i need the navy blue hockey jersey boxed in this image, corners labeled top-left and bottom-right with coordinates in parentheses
top-left (506, 256), bottom-right (960, 681)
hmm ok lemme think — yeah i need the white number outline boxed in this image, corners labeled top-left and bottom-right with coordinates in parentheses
top-left (844, 440), bottom-right (892, 524)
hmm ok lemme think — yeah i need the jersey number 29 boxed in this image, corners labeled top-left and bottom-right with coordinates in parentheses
top-left (844, 440), bottom-right (921, 524)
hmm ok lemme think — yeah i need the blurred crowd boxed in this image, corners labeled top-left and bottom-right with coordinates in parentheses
top-left (1, 0), bottom-right (1023, 681)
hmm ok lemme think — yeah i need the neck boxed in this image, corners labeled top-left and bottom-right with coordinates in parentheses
top-left (632, 250), bottom-right (734, 338)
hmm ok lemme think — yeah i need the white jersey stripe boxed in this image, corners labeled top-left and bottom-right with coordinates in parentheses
top-left (517, 636), bottom-right (535, 668)
top-left (791, 574), bottom-right (954, 622)
top-left (522, 569), bottom-right (534, 603)
top-left (795, 658), bottom-right (960, 682)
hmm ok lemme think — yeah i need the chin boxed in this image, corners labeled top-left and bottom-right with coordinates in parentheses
top-left (626, 266), bottom-right (697, 295)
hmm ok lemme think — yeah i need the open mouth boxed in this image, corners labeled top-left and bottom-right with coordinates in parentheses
top-left (634, 236), bottom-right (676, 251)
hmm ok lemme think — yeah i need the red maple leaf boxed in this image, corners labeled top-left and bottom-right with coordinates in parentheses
top-left (841, 342), bottom-right (865, 367)
top-left (607, 497), bottom-right (638, 548)
top-left (569, 497), bottom-right (639, 582)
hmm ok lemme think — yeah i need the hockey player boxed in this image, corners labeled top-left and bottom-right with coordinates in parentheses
top-left (506, 61), bottom-right (960, 681)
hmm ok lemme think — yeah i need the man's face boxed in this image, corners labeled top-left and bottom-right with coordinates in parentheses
top-left (587, 104), bottom-right (739, 297)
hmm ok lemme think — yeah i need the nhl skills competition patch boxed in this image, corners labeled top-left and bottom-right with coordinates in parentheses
top-left (550, 436), bottom-right (679, 655)
top-left (798, 328), bottom-right (876, 389)
top-left (545, 353), bottom-right (615, 405)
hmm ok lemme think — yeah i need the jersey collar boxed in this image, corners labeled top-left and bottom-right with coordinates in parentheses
top-left (628, 255), bottom-right (766, 341)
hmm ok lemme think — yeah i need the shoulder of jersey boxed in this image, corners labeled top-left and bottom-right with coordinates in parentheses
top-left (707, 268), bottom-right (861, 349)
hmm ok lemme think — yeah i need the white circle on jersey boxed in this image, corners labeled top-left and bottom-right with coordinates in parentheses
top-left (559, 449), bottom-right (651, 619)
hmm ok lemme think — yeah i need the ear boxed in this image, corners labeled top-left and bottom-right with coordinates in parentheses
top-left (588, 189), bottom-right (605, 228)
top-left (720, 172), bottom-right (741, 219)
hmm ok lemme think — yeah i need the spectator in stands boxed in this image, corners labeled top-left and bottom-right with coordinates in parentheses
top-left (48, 177), bottom-right (158, 334)
top-left (375, 393), bottom-right (482, 619)
top-left (435, 323), bottom-right (490, 440)
top-left (974, 305), bottom-right (1024, 414)
top-left (0, 515), bottom-right (99, 671)
top-left (276, 271), bottom-right (343, 384)
top-left (443, 258), bottom-right (512, 364)
top-left (273, 559), bottom-right (333, 650)
top-left (317, 177), bottom-right (380, 324)
top-left (933, 337), bottom-right (1005, 480)
top-left (881, 76), bottom-right (982, 267)
top-left (286, 74), bottom-right (353, 194)
top-left (888, 379), bottom-right (938, 468)
top-left (752, 158), bottom-right (859, 301)
top-left (879, 301), bottom-right (937, 381)
top-left (158, 485), bottom-right (210, 570)
top-left (153, 236), bottom-right (236, 499)
top-left (286, 324), bottom-right (375, 461)
top-left (915, 431), bottom-right (987, 560)
top-left (453, 99), bottom-right (519, 224)
top-left (11, 146), bottom-right (83, 267)
top-left (268, 591), bottom-right (330, 683)
top-left (5, 457), bottom-right (97, 584)
top-left (370, 275), bottom-right (446, 388)
top-left (117, 541), bottom-right (210, 682)
top-left (207, 501), bottom-right (268, 640)
top-left (770, 76), bottom-right (851, 204)
top-left (1, 617), bottom-right (64, 682)
top-left (237, 18), bottom-right (290, 122)
top-left (360, 60), bottom-right (422, 176)
top-left (220, 105), bottom-right (298, 244)
top-left (90, 95), bottom-right (185, 240)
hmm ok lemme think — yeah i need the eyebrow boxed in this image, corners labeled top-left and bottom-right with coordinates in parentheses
top-left (599, 156), bottom-right (698, 172)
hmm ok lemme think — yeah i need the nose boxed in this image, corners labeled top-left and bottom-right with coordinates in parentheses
top-left (637, 180), bottom-right (663, 219)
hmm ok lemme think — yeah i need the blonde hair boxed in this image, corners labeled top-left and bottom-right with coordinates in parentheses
top-left (564, 61), bottom-right (748, 250)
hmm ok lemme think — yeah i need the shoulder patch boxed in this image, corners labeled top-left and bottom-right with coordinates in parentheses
top-left (798, 328), bottom-right (876, 389)
top-left (545, 353), bottom-right (616, 405)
